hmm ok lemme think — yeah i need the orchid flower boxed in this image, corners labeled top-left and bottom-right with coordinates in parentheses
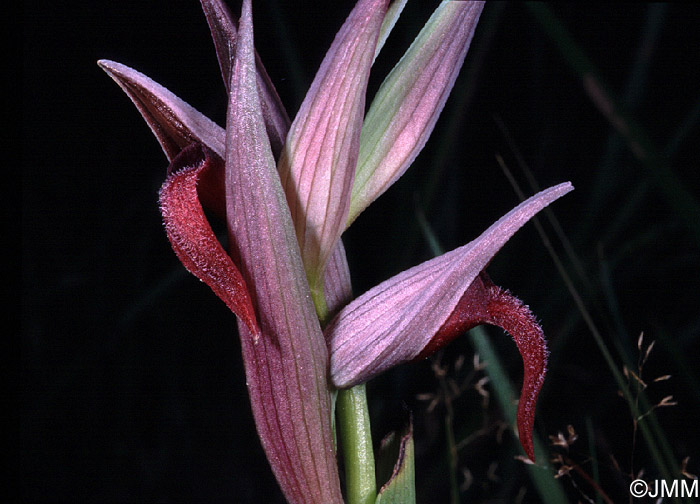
top-left (100, 0), bottom-right (573, 502)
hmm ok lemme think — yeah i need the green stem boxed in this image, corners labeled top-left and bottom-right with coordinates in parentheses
top-left (310, 274), bottom-right (330, 327)
top-left (337, 384), bottom-right (377, 504)
top-left (309, 280), bottom-right (376, 504)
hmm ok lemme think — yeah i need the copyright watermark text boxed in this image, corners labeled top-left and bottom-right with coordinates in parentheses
top-left (630, 479), bottom-right (698, 498)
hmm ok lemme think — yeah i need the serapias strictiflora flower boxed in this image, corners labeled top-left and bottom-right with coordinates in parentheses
top-left (325, 182), bottom-right (572, 462)
top-left (100, 0), bottom-right (571, 499)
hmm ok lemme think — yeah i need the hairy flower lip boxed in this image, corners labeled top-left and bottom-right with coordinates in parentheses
top-left (419, 271), bottom-right (547, 461)
top-left (159, 143), bottom-right (260, 337)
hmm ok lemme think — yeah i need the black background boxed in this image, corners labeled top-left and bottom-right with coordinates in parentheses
top-left (22, 1), bottom-right (700, 502)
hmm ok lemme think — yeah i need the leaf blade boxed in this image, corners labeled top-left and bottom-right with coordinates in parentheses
top-left (375, 424), bottom-right (416, 504)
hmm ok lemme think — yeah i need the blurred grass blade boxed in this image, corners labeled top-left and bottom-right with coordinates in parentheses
top-left (664, 93), bottom-right (700, 159)
top-left (585, 4), bottom-right (665, 229)
top-left (585, 416), bottom-right (603, 504)
top-left (526, 3), bottom-right (700, 247)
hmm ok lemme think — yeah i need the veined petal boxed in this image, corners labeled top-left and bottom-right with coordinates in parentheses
top-left (348, 1), bottom-right (484, 226)
top-left (326, 182), bottom-right (573, 458)
top-left (328, 182), bottom-right (572, 385)
top-left (278, 0), bottom-right (388, 293)
top-left (225, 1), bottom-right (342, 502)
top-left (200, 0), bottom-right (290, 156)
top-left (98, 59), bottom-right (225, 160)
top-left (158, 143), bottom-right (259, 337)
top-left (98, 53), bottom-right (290, 161)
